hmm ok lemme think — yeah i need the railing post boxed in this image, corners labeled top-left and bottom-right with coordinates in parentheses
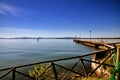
top-left (80, 58), bottom-right (88, 76)
top-left (116, 44), bottom-right (120, 68)
top-left (12, 67), bottom-right (16, 80)
top-left (116, 44), bottom-right (120, 80)
top-left (51, 62), bottom-right (58, 80)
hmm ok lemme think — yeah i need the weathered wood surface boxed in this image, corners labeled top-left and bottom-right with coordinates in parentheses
top-left (73, 39), bottom-right (111, 46)
top-left (73, 39), bottom-right (118, 48)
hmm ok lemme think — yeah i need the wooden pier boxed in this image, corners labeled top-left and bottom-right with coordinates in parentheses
top-left (73, 39), bottom-right (116, 49)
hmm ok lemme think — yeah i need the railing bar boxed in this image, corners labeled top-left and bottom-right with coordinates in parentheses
top-left (15, 70), bottom-right (35, 79)
top-left (0, 68), bottom-right (13, 72)
top-left (38, 63), bottom-right (51, 78)
top-left (0, 68), bottom-right (14, 79)
top-left (62, 60), bottom-right (80, 80)
top-left (80, 58), bottom-right (88, 76)
top-left (88, 51), bottom-right (114, 76)
top-left (51, 62), bottom-right (58, 80)
top-left (82, 59), bottom-right (115, 67)
top-left (0, 48), bottom-right (115, 71)
top-left (54, 63), bottom-right (84, 76)
top-left (14, 52), bottom-right (96, 68)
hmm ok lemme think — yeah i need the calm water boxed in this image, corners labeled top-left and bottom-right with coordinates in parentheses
top-left (0, 39), bottom-right (97, 69)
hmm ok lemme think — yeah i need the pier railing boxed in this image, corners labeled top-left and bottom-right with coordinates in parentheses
top-left (0, 48), bottom-right (115, 80)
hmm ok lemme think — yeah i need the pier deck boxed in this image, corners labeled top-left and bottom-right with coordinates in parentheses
top-left (73, 39), bottom-right (114, 48)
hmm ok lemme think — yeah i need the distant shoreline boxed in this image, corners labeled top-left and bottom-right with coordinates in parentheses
top-left (0, 37), bottom-right (120, 39)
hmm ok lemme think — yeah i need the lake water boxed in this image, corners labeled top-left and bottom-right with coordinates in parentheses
top-left (0, 39), bottom-right (97, 69)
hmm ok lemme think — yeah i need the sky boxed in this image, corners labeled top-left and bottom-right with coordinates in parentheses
top-left (0, 0), bottom-right (120, 38)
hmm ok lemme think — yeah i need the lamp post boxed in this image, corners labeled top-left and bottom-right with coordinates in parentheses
top-left (89, 31), bottom-right (92, 53)
top-left (80, 34), bottom-right (81, 40)
top-left (89, 31), bottom-right (91, 41)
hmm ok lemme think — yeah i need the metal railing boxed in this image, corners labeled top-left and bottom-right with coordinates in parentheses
top-left (0, 48), bottom-right (115, 80)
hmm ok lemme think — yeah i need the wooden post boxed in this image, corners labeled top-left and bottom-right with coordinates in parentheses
top-left (51, 62), bottom-right (58, 80)
top-left (12, 68), bottom-right (16, 80)
top-left (116, 44), bottom-right (120, 80)
top-left (80, 59), bottom-right (88, 76)
top-left (116, 44), bottom-right (120, 68)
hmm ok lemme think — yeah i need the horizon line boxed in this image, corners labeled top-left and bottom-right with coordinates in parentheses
top-left (0, 36), bottom-right (120, 39)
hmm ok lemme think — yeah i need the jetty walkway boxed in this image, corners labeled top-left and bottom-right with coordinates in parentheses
top-left (73, 39), bottom-right (120, 49)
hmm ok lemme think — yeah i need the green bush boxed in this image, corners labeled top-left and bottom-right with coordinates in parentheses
top-left (29, 64), bottom-right (52, 80)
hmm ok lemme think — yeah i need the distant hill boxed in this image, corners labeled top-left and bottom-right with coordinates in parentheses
top-left (0, 37), bottom-right (120, 39)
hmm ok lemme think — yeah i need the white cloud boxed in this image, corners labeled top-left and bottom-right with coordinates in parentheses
top-left (0, 3), bottom-right (20, 16)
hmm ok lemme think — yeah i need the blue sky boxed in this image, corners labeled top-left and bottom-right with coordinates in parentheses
top-left (0, 0), bottom-right (120, 38)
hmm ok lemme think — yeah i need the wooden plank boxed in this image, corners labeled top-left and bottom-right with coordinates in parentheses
top-left (51, 62), bottom-right (58, 80)
top-left (12, 68), bottom-right (16, 80)
top-left (0, 68), bottom-right (14, 79)
top-left (80, 59), bottom-right (88, 76)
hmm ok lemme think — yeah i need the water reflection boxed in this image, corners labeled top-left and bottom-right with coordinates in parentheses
top-left (0, 39), bottom-right (96, 69)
